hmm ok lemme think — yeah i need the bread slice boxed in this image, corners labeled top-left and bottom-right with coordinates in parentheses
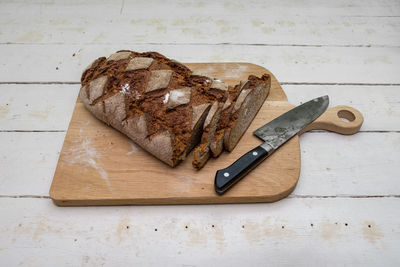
top-left (223, 74), bottom-right (271, 151)
top-left (192, 101), bottom-right (223, 169)
top-left (193, 75), bottom-right (270, 168)
top-left (210, 82), bottom-right (243, 157)
top-left (80, 50), bottom-right (221, 167)
top-left (190, 74), bottom-right (230, 169)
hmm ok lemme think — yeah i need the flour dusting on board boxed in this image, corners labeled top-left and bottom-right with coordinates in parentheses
top-left (126, 141), bottom-right (139, 155)
top-left (174, 174), bottom-right (194, 193)
top-left (62, 137), bottom-right (113, 192)
top-left (219, 64), bottom-right (250, 79)
top-left (192, 65), bottom-right (216, 76)
top-left (191, 64), bottom-right (250, 80)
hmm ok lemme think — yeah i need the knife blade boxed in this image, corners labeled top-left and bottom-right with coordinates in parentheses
top-left (214, 95), bottom-right (329, 195)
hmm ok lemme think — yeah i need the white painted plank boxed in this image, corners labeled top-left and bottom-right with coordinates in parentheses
top-left (0, 132), bottom-right (66, 196)
top-left (0, 84), bottom-right (79, 131)
top-left (296, 132), bottom-right (400, 196)
top-left (0, 44), bottom-right (399, 84)
top-left (2, 0), bottom-right (400, 17)
top-left (1, 0), bottom-right (400, 46)
top-left (122, 0), bottom-right (400, 17)
top-left (1, 84), bottom-right (400, 131)
top-left (1, 9), bottom-right (399, 46)
top-left (1, 132), bottom-right (399, 197)
top-left (0, 198), bottom-right (399, 266)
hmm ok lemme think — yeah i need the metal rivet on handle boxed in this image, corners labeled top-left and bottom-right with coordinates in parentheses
top-left (252, 151), bottom-right (258, 156)
top-left (224, 172), bottom-right (229, 177)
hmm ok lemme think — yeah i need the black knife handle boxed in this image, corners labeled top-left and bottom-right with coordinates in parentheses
top-left (214, 145), bottom-right (270, 195)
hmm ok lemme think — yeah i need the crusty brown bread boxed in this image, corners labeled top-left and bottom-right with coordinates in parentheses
top-left (80, 50), bottom-right (270, 168)
top-left (80, 50), bottom-right (228, 167)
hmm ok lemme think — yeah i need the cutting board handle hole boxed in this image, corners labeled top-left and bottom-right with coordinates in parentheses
top-left (337, 109), bottom-right (356, 123)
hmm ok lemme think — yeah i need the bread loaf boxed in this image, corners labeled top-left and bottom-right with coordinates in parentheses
top-left (80, 50), bottom-right (270, 168)
top-left (80, 51), bottom-right (227, 166)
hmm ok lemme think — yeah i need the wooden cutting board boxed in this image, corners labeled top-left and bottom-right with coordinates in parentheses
top-left (50, 63), bottom-right (363, 206)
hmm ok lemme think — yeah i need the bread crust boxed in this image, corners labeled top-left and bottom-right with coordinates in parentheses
top-left (80, 50), bottom-right (270, 168)
top-left (80, 51), bottom-right (229, 167)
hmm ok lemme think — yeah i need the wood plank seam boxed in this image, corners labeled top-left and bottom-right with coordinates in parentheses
top-left (0, 195), bottom-right (50, 199)
top-left (1, 195), bottom-right (400, 199)
top-left (289, 194), bottom-right (400, 198)
top-left (1, 43), bottom-right (400, 48)
top-left (0, 130), bottom-right (66, 132)
top-left (2, 82), bottom-right (400, 86)
top-left (119, 0), bottom-right (125, 15)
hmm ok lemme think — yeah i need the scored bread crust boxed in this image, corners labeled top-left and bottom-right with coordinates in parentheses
top-left (80, 50), bottom-right (270, 168)
top-left (79, 50), bottom-right (228, 167)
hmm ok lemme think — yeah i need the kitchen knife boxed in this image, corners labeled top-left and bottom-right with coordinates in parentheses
top-left (215, 95), bottom-right (329, 195)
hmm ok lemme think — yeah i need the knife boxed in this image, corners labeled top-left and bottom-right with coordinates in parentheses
top-left (214, 95), bottom-right (329, 195)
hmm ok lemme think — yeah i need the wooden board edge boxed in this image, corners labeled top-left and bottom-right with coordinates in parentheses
top-left (50, 168), bottom-right (300, 207)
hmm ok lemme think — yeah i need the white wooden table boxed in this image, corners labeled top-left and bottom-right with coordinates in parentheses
top-left (1, 0), bottom-right (399, 266)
